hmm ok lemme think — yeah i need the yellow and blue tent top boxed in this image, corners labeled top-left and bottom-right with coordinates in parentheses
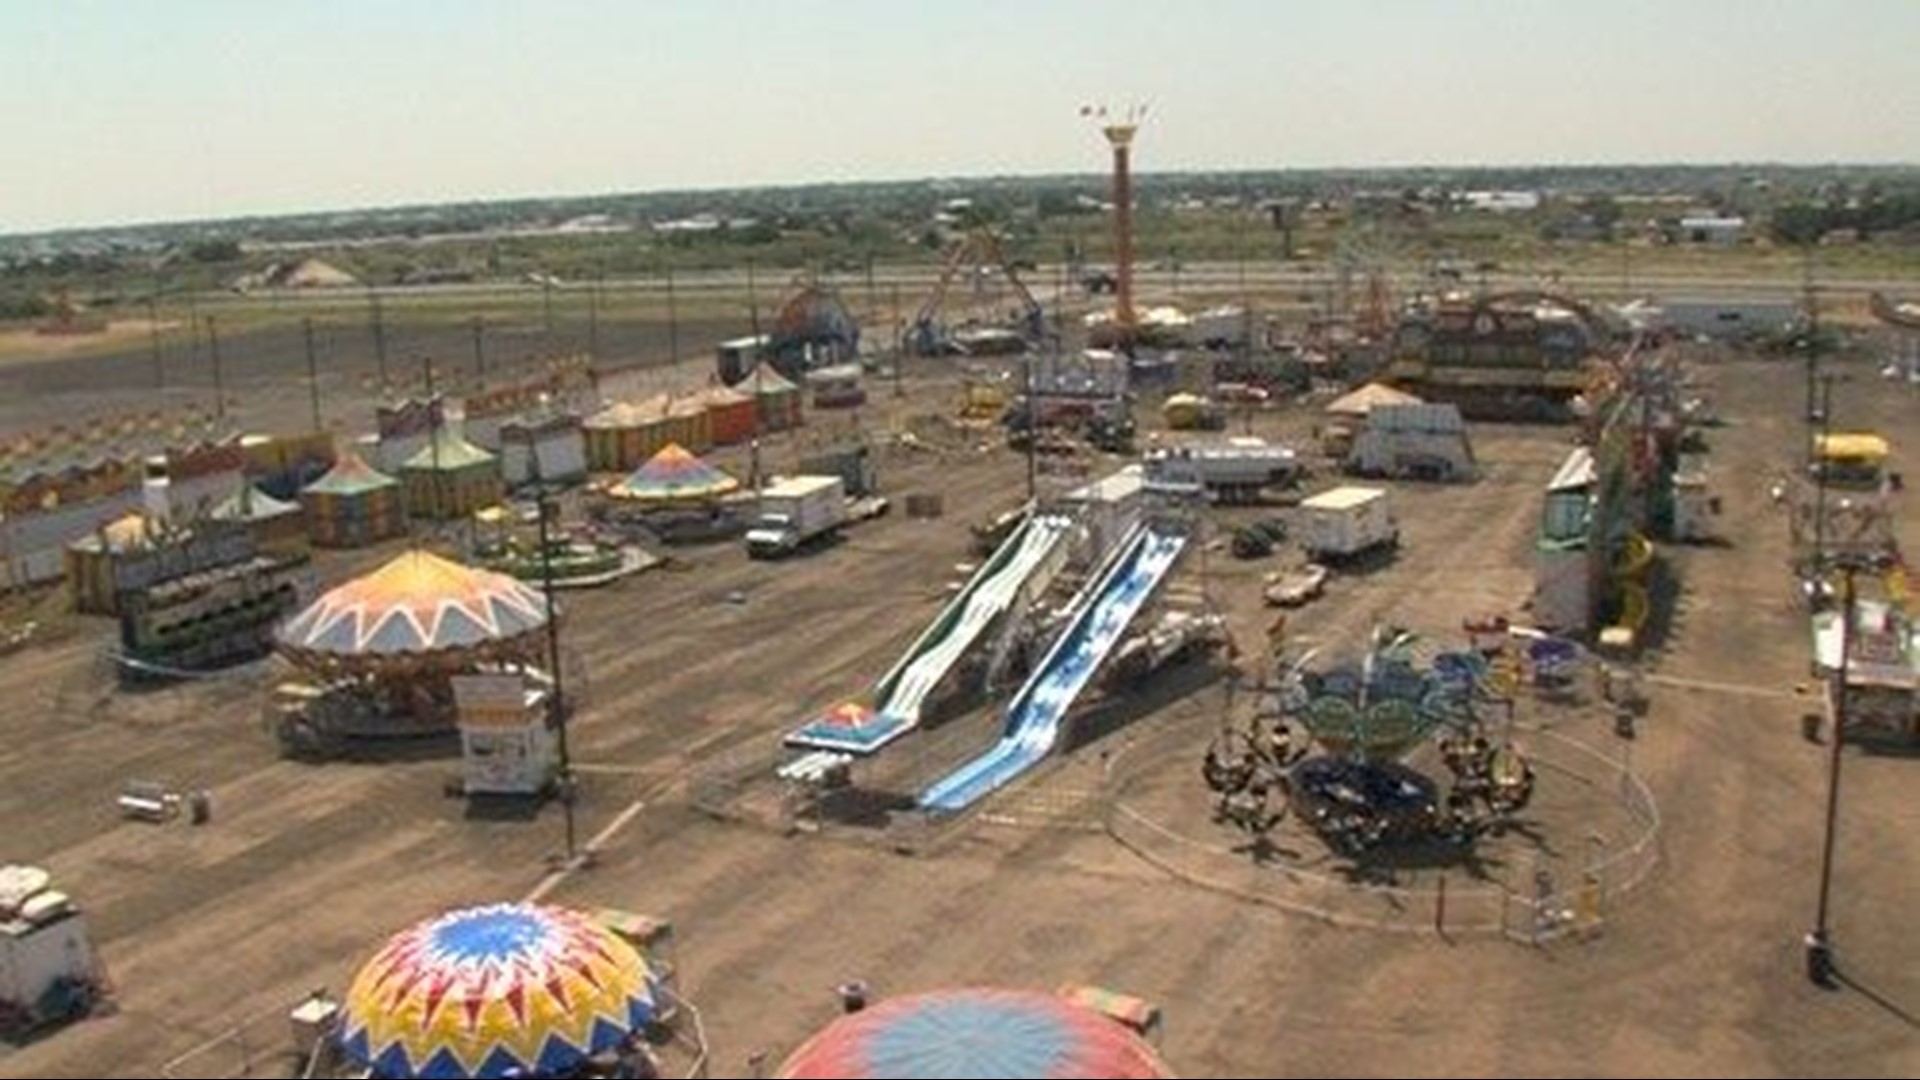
top-left (340, 903), bottom-right (660, 1079)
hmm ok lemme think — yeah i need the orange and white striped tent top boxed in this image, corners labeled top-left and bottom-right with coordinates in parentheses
top-left (277, 550), bottom-right (549, 661)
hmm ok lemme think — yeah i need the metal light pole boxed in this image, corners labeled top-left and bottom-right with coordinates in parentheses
top-left (1806, 562), bottom-right (1855, 986)
top-left (542, 277), bottom-right (557, 350)
top-left (1803, 371), bottom-right (1845, 986)
top-left (587, 271), bottom-right (602, 360)
top-left (665, 260), bottom-right (681, 370)
top-left (1810, 376), bottom-right (1835, 571)
top-left (471, 315), bottom-right (487, 382)
top-left (526, 438), bottom-right (577, 864)
top-left (1023, 349), bottom-right (1038, 503)
top-left (206, 315), bottom-right (227, 421)
top-left (147, 297), bottom-right (165, 390)
top-left (368, 288), bottom-right (390, 389)
top-left (302, 317), bottom-right (323, 432)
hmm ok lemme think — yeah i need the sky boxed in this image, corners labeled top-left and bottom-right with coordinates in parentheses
top-left (2, 0), bottom-right (1917, 233)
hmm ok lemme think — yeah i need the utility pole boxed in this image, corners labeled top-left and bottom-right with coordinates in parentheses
top-left (587, 272), bottom-right (602, 360)
top-left (146, 296), bottom-right (165, 390)
top-left (542, 277), bottom-right (557, 351)
top-left (1811, 376), bottom-right (1835, 567)
top-left (471, 315), bottom-right (487, 382)
top-left (890, 282), bottom-right (904, 399)
top-left (303, 317), bottom-right (324, 432)
top-left (1023, 349), bottom-right (1038, 503)
top-left (1802, 244), bottom-right (1821, 436)
top-left (865, 251), bottom-right (879, 325)
top-left (747, 257), bottom-right (762, 339)
top-left (368, 288), bottom-right (390, 389)
top-left (205, 315), bottom-right (227, 421)
top-left (665, 260), bottom-right (681, 369)
top-left (1806, 558), bottom-right (1855, 987)
top-left (526, 439), bottom-right (578, 865)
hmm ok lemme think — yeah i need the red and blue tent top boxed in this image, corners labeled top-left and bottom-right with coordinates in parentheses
top-left (776, 987), bottom-right (1175, 1079)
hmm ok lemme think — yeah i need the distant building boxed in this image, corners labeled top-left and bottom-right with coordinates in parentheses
top-left (1678, 215), bottom-right (1747, 245)
top-left (229, 258), bottom-right (359, 292)
top-left (1652, 297), bottom-right (1804, 341)
top-left (1462, 191), bottom-right (1542, 214)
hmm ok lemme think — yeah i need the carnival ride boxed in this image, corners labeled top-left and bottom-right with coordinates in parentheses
top-left (906, 228), bottom-right (1048, 357)
top-left (1203, 626), bottom-right (1542, 854)
top-left (338, 903), bottom-right (662, 1080)
top-left (271, 551), bottom-right (555, 755)
top-left (786, 514), bottom-right (1072, 755)
top-left (1386, 290), bottom-right (1612, 421)
top-left (919, 524), bottom-right (1188, 814)
top-left (767, 283), bottom-right (862, 380)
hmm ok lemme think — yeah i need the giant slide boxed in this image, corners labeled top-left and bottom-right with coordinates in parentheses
top-left (919, 524), bottom-right (1188, 814)
top-left (785, 515), bottom-right (1071, 755)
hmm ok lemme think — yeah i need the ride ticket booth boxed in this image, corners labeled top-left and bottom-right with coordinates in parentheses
top-left (452, 672), bottom-right (557, 796)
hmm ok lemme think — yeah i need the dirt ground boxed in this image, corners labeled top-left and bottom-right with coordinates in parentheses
top-left (1, 348), bottom-right (1917, 1079)
top-left (0, 309), bottom-right (743, 440)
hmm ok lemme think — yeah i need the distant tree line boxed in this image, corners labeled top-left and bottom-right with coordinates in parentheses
top-left (1772, 192), bottom-right (1920, 245)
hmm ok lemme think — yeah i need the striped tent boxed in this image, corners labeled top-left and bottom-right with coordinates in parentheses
top-left (606, 442), bottom-right (739, 507)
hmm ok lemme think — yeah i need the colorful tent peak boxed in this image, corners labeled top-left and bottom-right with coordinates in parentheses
top-left (339, 903), bottom-right (659, 1080)
top-left (305, 451), bottom-right (400, 496)
top-left (212, 482), bottom-right (301, 522)
top-left (608, 442), bottom-right (740, 504)
top-left (776, 987), bottom-right (1175, 1080)
top-left (276, 550), bottom-right (549, 659)
top-left (404, 429), bottom-right (496, 472)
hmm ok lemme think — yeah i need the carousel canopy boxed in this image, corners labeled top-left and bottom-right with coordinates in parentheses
top-left (305, 451), bottom-right (400, 496)
top-left (277, 550), bottom-right (549, 661)
top-left (341, 903), bottom-right (660, 1080)
top-left (1325, 382), bottom-right (1422, 418)
top-left (212, 482), bottom-right (301, 522)
top-left (748, 366), bottom-right (800, 395)
top-left (607, 442), bottom-right (739, 504)
top-left (405, 430), bottom-right (497, 472)
top-left (776, 987), bottom-right (1175, 1080)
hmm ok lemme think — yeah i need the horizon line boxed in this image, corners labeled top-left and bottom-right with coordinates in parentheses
top-left (7, 158), bottom-right (1918, 242)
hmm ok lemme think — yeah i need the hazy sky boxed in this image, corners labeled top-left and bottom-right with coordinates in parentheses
top-left (3, 0), bottom-right (1916, 233)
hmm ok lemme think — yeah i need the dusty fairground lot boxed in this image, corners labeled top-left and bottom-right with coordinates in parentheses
top-left (1, 349), bottom-right (1916, 1079)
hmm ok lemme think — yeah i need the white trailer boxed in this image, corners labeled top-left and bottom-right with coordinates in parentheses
top-left (746, 475), bottom-right (848, 559)
top-left (1348, 403), bottom-right (1477, 482)
top-left (0, 865), bottom-right (98, 1029)
top-left (1143, 438), bottom-right (1301, 503)
top-left (1298, 486), bottom-right (1399, 560)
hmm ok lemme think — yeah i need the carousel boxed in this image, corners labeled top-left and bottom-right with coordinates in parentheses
top-left (272, 550), bottom-right (554, 754)
top-left (599, 443), bottom-right (745, 545)
top-left (1203, 624), bottom-right (1539, 854)
top-left (338, 903), bottom-right (663, 1079)
top-left (775, 987), bottom-right (1174, 1080)
top-left (605, 443), bottom-right (739, 507)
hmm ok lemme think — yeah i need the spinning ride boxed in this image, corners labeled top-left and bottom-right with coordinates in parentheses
top-left (1204, 626), bottom-right (1539, 854)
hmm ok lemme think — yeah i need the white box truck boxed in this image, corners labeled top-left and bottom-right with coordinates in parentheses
top-left (746, 475), bottom-right (847, 559)
top-left (1298, 486), bottom-right (1398, 560)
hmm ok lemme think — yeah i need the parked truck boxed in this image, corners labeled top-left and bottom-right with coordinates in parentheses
top-left (745, 475), bottom-right (847, 559)
top-left (1143, 438), bottom-right (1302, 504)
top-left (1297, 486), bottom-right (1399, 561)
top-left (1, 865), bottom-right (100, 1034)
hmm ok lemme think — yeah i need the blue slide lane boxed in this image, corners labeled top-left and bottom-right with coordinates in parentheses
top-left (785, 515), bottom-right (1069, 755)
top-left (918, 525), bottom-right (1187, 813)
